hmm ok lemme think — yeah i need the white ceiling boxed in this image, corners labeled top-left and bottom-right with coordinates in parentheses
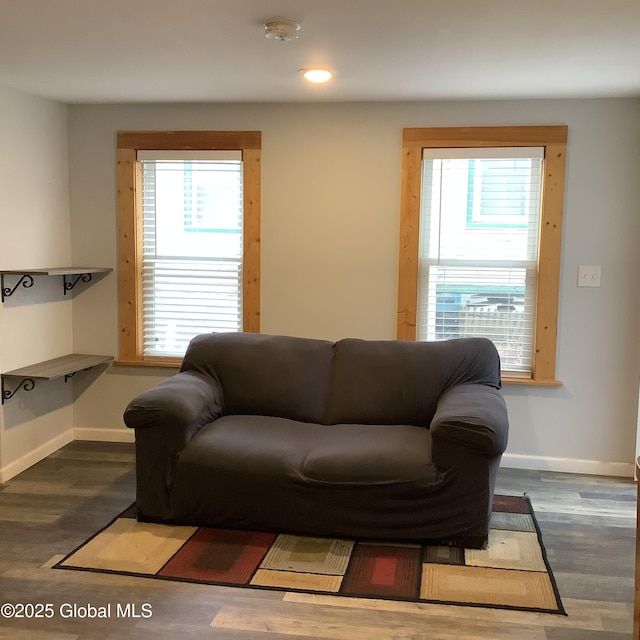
top-left (1, 0), bottom-right (639, 104)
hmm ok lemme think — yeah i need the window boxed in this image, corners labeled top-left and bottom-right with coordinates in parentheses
top-left (397, 126), bottom-right (568, 385)
top-left (117, 131), bottom-right (261, 366)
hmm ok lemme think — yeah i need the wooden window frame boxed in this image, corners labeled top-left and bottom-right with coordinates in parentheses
top-left (397, 126), bottom-right (568, 386)
top-left (116, 131), bottom-right (261, 367)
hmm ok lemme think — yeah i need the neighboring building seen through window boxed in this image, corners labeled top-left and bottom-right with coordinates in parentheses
top-left (397, 126), bottom-right (568, 384)
top-left (139, 152), bottom-right (243, 356)
top-left (418, 148), bottom-right (542, 374)
top-left (116, 131), bottom-right (261, 366)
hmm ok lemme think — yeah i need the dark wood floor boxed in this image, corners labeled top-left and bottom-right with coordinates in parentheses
top-left (0, 441), bottom-right (635, 639)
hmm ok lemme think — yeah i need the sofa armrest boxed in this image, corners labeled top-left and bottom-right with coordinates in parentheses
top-left (124, 370), bottom-right (223, 433)
top-left (123, 371), bottom-right (224, 521)
top-left (430, 383), bottom-right (509, 459)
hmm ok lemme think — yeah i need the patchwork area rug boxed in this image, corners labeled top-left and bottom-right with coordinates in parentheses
top-left (54, 494), bottom-right (565, 615)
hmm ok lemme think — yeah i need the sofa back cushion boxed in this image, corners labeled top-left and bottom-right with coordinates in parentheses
top-left (327, 337), bottom-right (501, 428)
top-left (181, 332), bottom-right (334, 424)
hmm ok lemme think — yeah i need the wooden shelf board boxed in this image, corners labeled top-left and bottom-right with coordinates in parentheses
top-left (2, 354), bottom-right (114, 380)
top-left (0, 268), bottom-right (112, 276)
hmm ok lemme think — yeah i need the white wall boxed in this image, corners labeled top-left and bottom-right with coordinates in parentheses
top-left (0, 86), bottom-right (73, 480)
top-left (68, 98), bottom-right (640, 475)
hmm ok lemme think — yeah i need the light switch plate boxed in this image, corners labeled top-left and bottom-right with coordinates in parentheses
top-left (577, 265), bottom-right (601, 287)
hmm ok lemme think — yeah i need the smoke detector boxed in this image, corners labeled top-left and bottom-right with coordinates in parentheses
top-left (264, 19), bottom-right (301, 42)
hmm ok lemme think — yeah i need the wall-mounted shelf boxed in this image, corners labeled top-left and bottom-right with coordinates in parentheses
top-left (0, 267), bottom-right (112, 302)
top-left (1, 354), bottom-right (114, 404)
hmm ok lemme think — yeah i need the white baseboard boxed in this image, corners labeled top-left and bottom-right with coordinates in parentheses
top-left (1, 429), bottom-right (634, 483)
top-left (73, 427), bottom-right (134, 443)
top-left (502, 453), bottom-right (635, 478)
top-left (72, 434), bottom-right (634, 477)
top-left (0, 429), bottom-right (74, 483)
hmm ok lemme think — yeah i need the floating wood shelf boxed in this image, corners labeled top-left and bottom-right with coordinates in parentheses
top-left (0, 267), bottom-right (112, 301)
top-left (1, 354), bottom-right (114, 404)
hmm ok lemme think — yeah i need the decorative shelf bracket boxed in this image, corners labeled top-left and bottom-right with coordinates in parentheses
top-left (1, 377), bottom-right (36, 405)
top-left (0, 268), bottom-right (112, 303)
top-left (63, 367), bottom-right (94, 382)
top-left (1, 274), bottom-right (35, 302)
top-left (63, 273), bottom-right (93, 295)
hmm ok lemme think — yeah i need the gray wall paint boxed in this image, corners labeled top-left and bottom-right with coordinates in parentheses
top-left (0, 86), bottom-right (73, 474)
top-left (64, 98), bottom-right (640, 472)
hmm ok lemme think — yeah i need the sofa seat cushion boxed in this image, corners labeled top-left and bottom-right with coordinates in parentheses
top-left (169, 414), bottom-right (454, 539)
top-left (300, 424), bottom-right (439, 486)
top-left (177, 415), bottom-right (441, 488)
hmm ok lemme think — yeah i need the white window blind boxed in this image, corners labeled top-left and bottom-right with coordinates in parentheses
top-left (418, 147), bottom-right (543, 375)
top-left (138, 150), bottom-right (243, 357)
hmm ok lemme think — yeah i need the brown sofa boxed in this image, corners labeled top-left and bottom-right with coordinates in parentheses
top-left (123, 332), bottom-right (509, 548)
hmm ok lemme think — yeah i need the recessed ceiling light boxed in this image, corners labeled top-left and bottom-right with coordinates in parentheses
top-left (302, 69), bottom-right (333, 84)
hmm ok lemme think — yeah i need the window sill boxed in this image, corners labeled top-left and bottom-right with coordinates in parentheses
top-left (114, 358), bottom-right (182, 369)
top-left (502, 376), bottom-right (563, 387)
